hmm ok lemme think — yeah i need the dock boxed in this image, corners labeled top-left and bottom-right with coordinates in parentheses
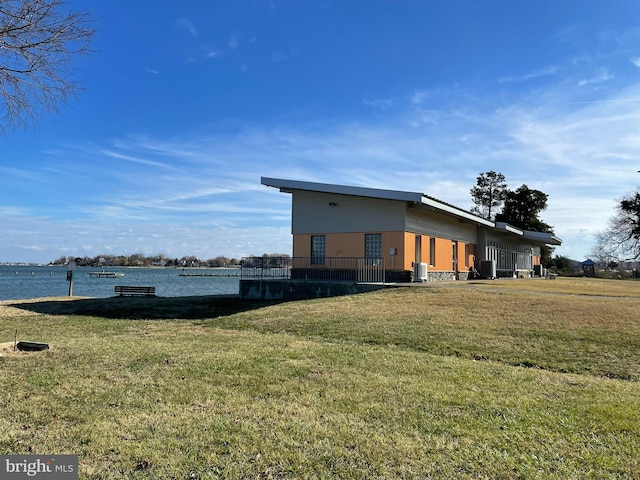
top-left (89, 271), bottom-right (125, 278)
top-left (178, 273), bottom-right (240, 277)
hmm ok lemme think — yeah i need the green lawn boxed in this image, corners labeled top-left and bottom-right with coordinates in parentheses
top-left (1, 277), bottom-right (639, 479)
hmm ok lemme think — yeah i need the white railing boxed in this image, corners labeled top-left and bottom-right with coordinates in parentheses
top-left (486, 244), bottom-right (533, 273)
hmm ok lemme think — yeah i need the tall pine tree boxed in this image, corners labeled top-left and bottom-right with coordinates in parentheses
top-left (470, 171), bottom-right (508, 220)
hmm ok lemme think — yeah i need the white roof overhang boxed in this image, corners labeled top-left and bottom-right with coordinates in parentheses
top-left (522, 230), bottom-right (563, 246)
top-left (494, 222), bottom-right (524, 235)
top-left (261, 177), bottom-right (424, 203)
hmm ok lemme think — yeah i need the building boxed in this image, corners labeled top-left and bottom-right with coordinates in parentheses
top-left (261, 177), bottom-right (562, 282)
top-left (580, 259), bottom-right (596, 277)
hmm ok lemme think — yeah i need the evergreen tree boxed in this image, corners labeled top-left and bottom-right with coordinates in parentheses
top-left (470, 171), bottom-right (508, 220)
top-left (495, 184), bottom-right (551, 232)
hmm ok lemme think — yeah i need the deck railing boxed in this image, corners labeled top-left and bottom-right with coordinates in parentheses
top-left (240, 256), bottom-right (385, 284)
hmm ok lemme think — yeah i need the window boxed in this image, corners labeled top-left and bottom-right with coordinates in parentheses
top-left (365, 234), bottom-right (382, 264)
top-left (452, 241), bottom-right (457, 271)
top-left (429, 237), bottom-right (436, 266)
top-left (464, 243), bottom-right (469, 268)
top-left (311, 235), bottom-right (325, 265)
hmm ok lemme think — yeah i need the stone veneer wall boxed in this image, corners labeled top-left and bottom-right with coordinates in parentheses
top-left (427, 271), bottom-right (458, 281)
top-left (240, 279), bottom-right (385, 299)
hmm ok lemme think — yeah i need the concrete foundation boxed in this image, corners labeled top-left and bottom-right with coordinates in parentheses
top-left (239, 279), bottom-right (385, 300)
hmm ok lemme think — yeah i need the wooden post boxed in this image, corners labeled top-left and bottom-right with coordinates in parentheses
top-left (67, 261), bottom-right (76, 297)
top-left (67, 270), bottom-right (74, 296)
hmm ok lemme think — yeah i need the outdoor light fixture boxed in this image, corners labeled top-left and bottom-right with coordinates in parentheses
top-left (328, 202), bottom-right (337, 207)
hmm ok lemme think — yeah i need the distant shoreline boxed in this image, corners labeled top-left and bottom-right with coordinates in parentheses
top-left (0, 264), bottom-right (241, 269)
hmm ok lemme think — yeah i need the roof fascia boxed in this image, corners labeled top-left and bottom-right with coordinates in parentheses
top-left (261, 177), bottom-right (423, 203)
top-left (420, 197), bottom-right (494, 227)
top-left (522, 230), bottom-right (563, 246)
top-left (494, 222), bottom-right (524, 235)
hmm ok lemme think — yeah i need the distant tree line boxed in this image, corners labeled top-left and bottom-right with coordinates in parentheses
top-left (49, 252), bottom-right (290, 268)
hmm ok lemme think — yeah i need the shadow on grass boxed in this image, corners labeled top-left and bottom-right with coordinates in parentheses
top-left (8, 295), bottom-right (284, 320)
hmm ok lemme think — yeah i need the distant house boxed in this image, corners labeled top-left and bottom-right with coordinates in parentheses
top-left (580, 259), bottom-right (596, 277)
top-left (262, 177), bottom-right (562, 281)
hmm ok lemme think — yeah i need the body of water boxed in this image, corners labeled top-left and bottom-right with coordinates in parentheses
top-left (0, 266), bottom-right (240, 301)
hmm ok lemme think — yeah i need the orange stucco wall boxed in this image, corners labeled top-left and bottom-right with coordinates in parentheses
top-left (293, 232), bottom-right (406, 269)
top-left (402, 234), bottom-right (477, 272)
top-left (433, 237), bottom-right (452, 271)
top-left (294, 231), bottom-right (478, 273)
top-left (466, 242), bottom-right (477, 270)
top-left (403, 234), bottom-right (418, 269)
top-left (292, 228), bottom-right (549, 278)
top-left (295, 231), bottom-right (477, 273)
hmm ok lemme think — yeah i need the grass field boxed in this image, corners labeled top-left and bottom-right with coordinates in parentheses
top-left (1, 277), bottom-right (639, 479)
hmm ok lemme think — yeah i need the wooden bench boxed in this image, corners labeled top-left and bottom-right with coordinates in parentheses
top-left (115, 285), bottom-right (156, 297)
top-left (547, 273), bottom-right (558, 280)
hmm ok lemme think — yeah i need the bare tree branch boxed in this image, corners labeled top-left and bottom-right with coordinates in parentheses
top-left (0, 0), bottom-right (94, 134)
top-left (593, 189), bottom-right (640, 262)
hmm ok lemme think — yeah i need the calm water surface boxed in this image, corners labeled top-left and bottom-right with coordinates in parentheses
top-left (0, 266), bottom-right (240, 301)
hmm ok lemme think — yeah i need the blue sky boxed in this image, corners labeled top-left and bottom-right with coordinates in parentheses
top-left (2, 0), bottom-right (640, 264)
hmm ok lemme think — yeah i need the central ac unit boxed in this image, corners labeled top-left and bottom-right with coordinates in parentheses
top-left (480, 260), bottom-right (496, 279)
top-left (413, 262), bottom-right (428, 282)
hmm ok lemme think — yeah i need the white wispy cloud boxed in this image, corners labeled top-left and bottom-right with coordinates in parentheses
top-left (205, 49), bottom-right (222, 59)
top-left (1, 214), bottom-right (291, 260)
top-left (270, 51), bottom-right (288, 62)
top-left (176, 18), bottom-right (198, 37)
top-left (363, 97), bottom-right (395, 113)
top-left (97, 149), bottom-right (176, 169)
top-left (410, 90), bottom-right (428, 106)
top-left (498, 66), bottom-right (561, 84)
top-left (0, 166), bottom-right (48, 183)
top-left (577, 68), bottom-right (614, 86)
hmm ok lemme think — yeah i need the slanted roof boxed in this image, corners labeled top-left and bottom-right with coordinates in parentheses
top-left (494, 222), bottom-right (525, 235)
top-left (261, 177), bottom-right (562, 246)
top-left (521, 230), bottom-right (563, 247)
top-left (261, 176), bottom-right (494, 227)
